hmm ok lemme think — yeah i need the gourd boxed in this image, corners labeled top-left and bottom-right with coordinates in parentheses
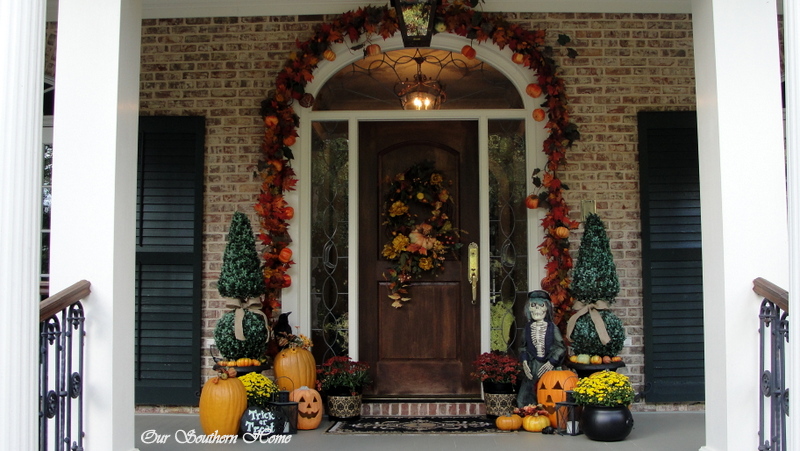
top-left (553, 226), bottom-right (570, 239)
top-left (537, 369), bottom-right (579, 427)
top-left (273, 346), bottom-right (316, 391)
top-left (198, 368), bottom-right (247, 436)
top-left (291, 386), bottom-right (324, 430)
top-left (522, 414), bottom-right (551, 432)
top-left (495, 414), bottom-right (522, 431)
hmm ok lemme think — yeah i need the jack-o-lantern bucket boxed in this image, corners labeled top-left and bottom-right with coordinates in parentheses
top-left (290, 386), bottom-right (323, 430)
top-left (537, 369), bottom-right (579, 427)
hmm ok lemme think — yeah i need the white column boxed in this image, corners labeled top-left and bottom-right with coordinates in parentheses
top-left (0, 1), bottom-right (46, 449)
top-left (783, 0), bottom-right (800, 448)
top-left (51, 1), bottom-right (141, 450)
top-left (691, 1), bottom-right (788, 450)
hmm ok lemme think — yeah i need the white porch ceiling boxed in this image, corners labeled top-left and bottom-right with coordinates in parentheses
top-left (46, 0), bottom-right (694, 22)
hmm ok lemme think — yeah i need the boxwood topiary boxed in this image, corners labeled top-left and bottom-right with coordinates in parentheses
top-left (214, 310), bottom-right (269, 360)
top-left (569, 310), bottom-right (626, 357)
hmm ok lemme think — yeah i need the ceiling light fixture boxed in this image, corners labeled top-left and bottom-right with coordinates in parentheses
top-left (394, 56), bottom-right (446, 110)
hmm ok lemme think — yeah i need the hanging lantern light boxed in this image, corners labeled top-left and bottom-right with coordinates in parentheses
top-left (394, 55), bottom-right (446, 110)
top-left (392, 0), bottom-right (440, 48)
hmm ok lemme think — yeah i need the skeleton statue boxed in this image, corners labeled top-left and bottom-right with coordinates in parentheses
top-left (517, 290), bottom-right (566, 407)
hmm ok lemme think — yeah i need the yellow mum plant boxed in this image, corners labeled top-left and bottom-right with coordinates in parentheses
top-left (239, 372), bottom-right (279, 409)
top-left (572, 370), bottom-right (634, 407)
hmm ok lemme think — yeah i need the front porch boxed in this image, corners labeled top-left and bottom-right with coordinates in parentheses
top-left (135, 411), bottom-right (704, 450)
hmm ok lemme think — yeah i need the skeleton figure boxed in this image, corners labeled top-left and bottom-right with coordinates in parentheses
top-left (517, 290), bottom-right (566, 407)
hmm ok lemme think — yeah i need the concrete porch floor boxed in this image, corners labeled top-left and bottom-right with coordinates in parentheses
top-left (135, 411), bottom-right (705, 450)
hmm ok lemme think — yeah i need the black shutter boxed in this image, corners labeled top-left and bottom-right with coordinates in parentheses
top-left (135, 116), bottom-right (204, 405)
top-left (638, 111), bottom-right (705, 402)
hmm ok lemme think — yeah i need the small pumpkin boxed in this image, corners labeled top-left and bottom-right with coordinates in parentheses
top-left (365, 44), bottom-right (381, 56)
top-left (198, 371), bottom-right (248, 436)
top-left (537, 369), bottom-right (579, 427)
top-left (526, 83), bottom-right (543, 98)
top-left (532, 108), bottom-right (546, 122)
top-left (291, 386), bottom-right (323, 430)
top-left (273, 346), bottom-right (316, 391)
top-left (525, 194), bottom-right (539, 210)
top-left (511, 52), bottom-right (525, 64)
top-left (323, 48), bottom-right (336, 61)
top-left (278, 247), bottom-right (293, 263)
top-left (236, 357), bottom-right (252, 367)
top-left (553, 226), bottom-right (570, 239)
top-left (495, 414), bottom-right (522, 431)
top-left (461, 45), bottom-right (477, 60)
top-left (522, 414), bottom-right (550, 432)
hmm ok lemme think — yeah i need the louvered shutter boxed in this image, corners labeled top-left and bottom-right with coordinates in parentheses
top-left (638, 111), bottom-right (705, 402)
top-left (135, 116), bottom-right (204, 405)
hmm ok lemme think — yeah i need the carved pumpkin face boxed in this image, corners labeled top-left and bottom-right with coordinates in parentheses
top-left (291, 386), bottom-right (323, 430)
top-left (536, 370), bottom-right (578, 427)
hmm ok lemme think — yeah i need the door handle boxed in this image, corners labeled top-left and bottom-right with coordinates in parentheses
top-left (468, 242), bottom-right (479, 304)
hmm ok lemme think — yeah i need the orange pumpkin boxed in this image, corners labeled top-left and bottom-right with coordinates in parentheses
top-left (495, 414), bottom-right (523, 431)
top-left (278, 247), bottom-right (293, 263)
top-left (323, 49), bottom-right (336, 61)
top-left (511, 52), bottom-right (525, 64)
top-left (236, 357), bottom-right (252, 367)
top-left (526, 83), bottom-right (543, 98)
top-left (273, 346), bottom-right (316, 391)
top-left (365, 44), bottom-right (381, 56)
top-left (461, 45), bottom-right (477, 60)
top-left (532, 108), bottom-right (546, 122)
top-left (537, 369), bottom-right (579, 427)
top-left (522, 414), bottom-right (550, 432)
top-left (553, 226), bottom-right (570, 239)
top-left (198, 373), bottom-right (247, 435)
top-left (291, 386), bottom-right (324, 430)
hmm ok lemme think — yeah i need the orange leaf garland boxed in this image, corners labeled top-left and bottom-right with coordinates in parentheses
top-left (256, 1), bottom-right (579, 325)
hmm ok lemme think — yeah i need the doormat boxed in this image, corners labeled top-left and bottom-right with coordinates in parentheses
top-left (326, 416), bottom-right (506, 435)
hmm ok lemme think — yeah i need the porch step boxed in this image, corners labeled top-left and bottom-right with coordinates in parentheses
top-left (360, 400), bottom-right (486, 417)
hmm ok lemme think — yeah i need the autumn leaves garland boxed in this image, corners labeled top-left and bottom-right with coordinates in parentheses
top-left (255, 1), bottom-right (579, 325)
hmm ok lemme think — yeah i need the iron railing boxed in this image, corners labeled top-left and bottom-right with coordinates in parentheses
top-left (39, 280), bottom-right (90, 451)
top-left (754, 277), bottom-right (789, 451)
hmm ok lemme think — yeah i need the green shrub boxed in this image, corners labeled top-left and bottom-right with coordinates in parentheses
top-left (569, 310), bottom-right (625, 356)
top-left (214, 310), bottom-right (269, 360)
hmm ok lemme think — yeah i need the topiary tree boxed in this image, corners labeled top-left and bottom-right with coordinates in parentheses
top-left (214, 310), bottom-right (269, 360)
top-left (571, 213), bottom-right (619, 303)
top-left (218, 211), bottom-right (267, 300)
top-left (214, 212), bottom-right (269, 361)
top-left (569, 311), bottom-right (625, 356)
top-left (567, 213), bottom-right (626, 357)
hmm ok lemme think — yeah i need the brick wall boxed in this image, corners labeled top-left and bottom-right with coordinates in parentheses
top-left (46, 11), bottom-right (701, 413)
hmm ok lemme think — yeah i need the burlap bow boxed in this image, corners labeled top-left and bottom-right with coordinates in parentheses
top-left (566, 300), bottom-right (611, 345)
top-left (225, 298), bottom-right (271, 341)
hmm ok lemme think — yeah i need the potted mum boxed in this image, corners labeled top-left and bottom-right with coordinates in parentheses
top-left (572, 370), bottom-right (635, 441)
top-left (470, 351), bottom-right (520, 417)
top-left (316, 356), bottom-right (372, 420)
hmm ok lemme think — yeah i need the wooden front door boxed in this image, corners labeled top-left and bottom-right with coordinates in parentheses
top-left (359, 120), bottom-right (480, 397)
